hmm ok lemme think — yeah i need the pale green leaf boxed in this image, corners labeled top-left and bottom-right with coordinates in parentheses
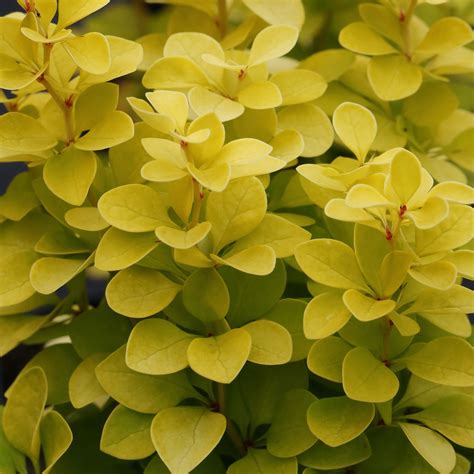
top-left (307, 336), bottom-right (352, 382)
top-left (228, 449), bottom-right (297, 474)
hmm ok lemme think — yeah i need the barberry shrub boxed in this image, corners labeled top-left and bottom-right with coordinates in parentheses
top-left (0, 0), bottom-right (473, 473)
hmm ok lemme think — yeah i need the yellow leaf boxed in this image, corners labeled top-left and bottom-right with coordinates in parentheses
top-left (237, 81), bottom-right (282, 109)
top-left (407, 197), bottom-right (449, 229)
top-left (211, 245), bottom-right (276, 276)
top-left (332, 102), bottom-right (377, 163)
top-left (408, 261), bottom-right (457, 291)
top-left (271, 69), bottom-right (327, 105)
top-left (146, 90), bottom-right (188, 132)
top-left (248, 25), bottom-right (299, 66)
top-left (58, 0), bottom-right (110, 28)
top-left (155, 222), bottom-right (211, 250)
top-left (343, 289), bottom-right (396, 322)
top-left (189, 86), bottom-right (245, 122)
top-left (387, 149), bottom-right (421, 206)
top-left (430, 182), bottom-right (474, 204)
top-left (346, 184), bottom-right (393, 208)
top-left (63, 32), bottom-right (111, 74)
top-left (65, 207), bottom-right (109, 231)
top-left (339, 22), bottom-right (398, 55)
top-left (368, 55), bottom-right (423, 101)
top-left (243, 0), bottom-right (305, 29)
top-left (187, 162), bottom-right (231, 192)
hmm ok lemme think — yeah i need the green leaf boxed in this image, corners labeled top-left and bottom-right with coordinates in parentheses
top-left (98, 184), bottom-right (171, 233)
top-left (100, 405), bottom-right (154, 460)
top-left (68, 354), bottom-right (108, 409)
top-left (304, 292), bottom-right (351, 339)
top-left (220, 260), bottom-right (287, 327)
top-left (151, 407), bottom-right (226, 473)
top-left (0, 112), bottom-right (57, 152)
top-left (95, 346), bottom-right (199, 414)
top-left (182, 268), bottom-right (229, 323)
top-left (3, 367), bottom-right (47, 461)
top-left (0, 406), bottom-right (26, 474)
top-left (343, 347), bottom-right (399, 402)
top-left (69, 305), bottom-right (131, 359)
top-left (30, 254), bottom-right (94, 294)
top-left (267, 389), bottom-right (317, 458)
top-left (299, 435), bottom-right (371, 470)
top-left (44, 148), bottom-right (97, 206)
top-left (58, 0), bottom-right (109, 28)
top-left (243, 320), bottom-right (293, 365)
top-left (406, 394), bottom-right (474, 448)
top-left (403, 337), bottom-right (474, 387)
top-left (295, 239), bottom-right (368, 291)
top-left (22, 344), bottom-right (81, 405)
top-left (307, 337), bottom-right (352, 382)
top-left (126, 319), bottom-right (194, 375)
top-left (368, 55), bottom-right (422, 101)
top-left (343, 289), bottom-right (396, 322)
top-left (187, 329), bottom-right (252, 383)
top-left (206, 177), bottom-right (267, 253)
top-left (263, 299), bottom-right (312, 362)
top-left (74, 111), bottom-right (134, 151)
top-left (95, 228), bottom-right (158, 271)
top-left (277, 104), bottom-right (333, 157)
top-left (35, 230), bottom-right (90, 256)
top-left (398, 422), bottom-right (456, 473)
top-left (307, 397), bottom-right (375, 447)
top-left (228, 449), bottom-right (297, 473)
top-left (358, 426), bottom-right (437, 473)
top-left (332, 102), bottom-right (377, 162)
top-left (40, 411), bottom-right (73, 474)
top-left (106, 266), bottom-right (181, 318)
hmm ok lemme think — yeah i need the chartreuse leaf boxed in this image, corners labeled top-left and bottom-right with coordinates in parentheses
top-left (406, 394), bottom-right (474, 448)
top-left (21, 344), bottom-right (81, 405)
top-left (151, 407), bottom-right (226, 473)
top-left (270, 70), bottom-right (327, 106)
top-left (299, 435), bottom-right (371, 470)
top-left (63, 32), bottom-right (111, 74)
top-left (74, 111), bottom-right (134, 151)
top-left (403, 337), bottom-right (474, 387)
top-left (238, 81), bottom-right (282, 109)
top-left (126, 319), bottom-right (194, 375)
top-left (307, 396), bottom-right (375, 447)
top-left (295, 239), bottom-right (368, 291)
top-left (0, 405), bottom-right (26, 474)
top-left (0, 172), bottom-right (39, 221)
top-left (388, 149), bottom-right (421, 205)
top-left (415, 17), bottom-right (473, 55)
top-left (231, 214), bottom-right (310, 258)
top-left (277, 104), bottom-right (333, 157)
top-left (266, 389), bottom-right (317, 458)
top-left (69, 353), bottom-right (108, 409)
top-left (304, 292), bottom-right (351, 339)
top-left (30, 254), bottom-right (94, 294)
top-left (343, 289), bottom-right (396, 322)
top-left (379, 251), bottom-right (413, 297)
top-left (408, 261), bottom-right (457, 290)
top-left (307, 337), bottom-right (352, 382)
top-left (187, 329), bottom-right (252, 383)
top-left (368, 55), bottom-right (423, 101)
top-left (0, 113), bottom-right (57, 153)
top-left (211, 245), bottom-right (276, 276)
top-left (359, 426), bottom-right (437, 473)
top-left (332, 102), bottom-right (377, 162)
top-left (155, 222), bottom-right (211, 250)
top-left (182, 268), bottom-right (229, 323)
top-left (243, 0), bottom-right (305, 28)
top-left (229, 449), bottom-right (297, 474)
top-left (40, 411), bottom-right (73, 474)
top-left (100, 405), bottom-right (154, 460)
top-left (0, 314), bottom-right (49, 357)
top-left (65, 207), bottom-right (109, 231)
top-left (44, 148), bottom-right (97, 206)
top-left (243, 320), bottom-right (292, 365)
top-left (95, 228), bottom-right (157, 271)
top-left (263, 299), bottom-right (312, 362)
top-left (389, 312), bottom-right (420, 337)
top-left (398, 422), bottom-right (456, 473)
top-left (0, 250), bottom-right (37, 306)
top-left (407, 286), bottom-right (474, 315)
top-left (96, 346), bottom-right (200, 414)
top-left (3, 367), bottom-right (47, 462)
top-left (343, 347), bottom-right (399, 402)
top-left (206, 177), bottom-right (266, 252)
top-left (35, 230), bottom-right (90, 255)
top-left (57, 0), bottom-right (110, 28)
top-left (106, 266), bottom-right (180, 318)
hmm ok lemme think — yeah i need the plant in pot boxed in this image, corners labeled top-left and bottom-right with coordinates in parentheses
top-left (0, 0), bottom-right (473, 473)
